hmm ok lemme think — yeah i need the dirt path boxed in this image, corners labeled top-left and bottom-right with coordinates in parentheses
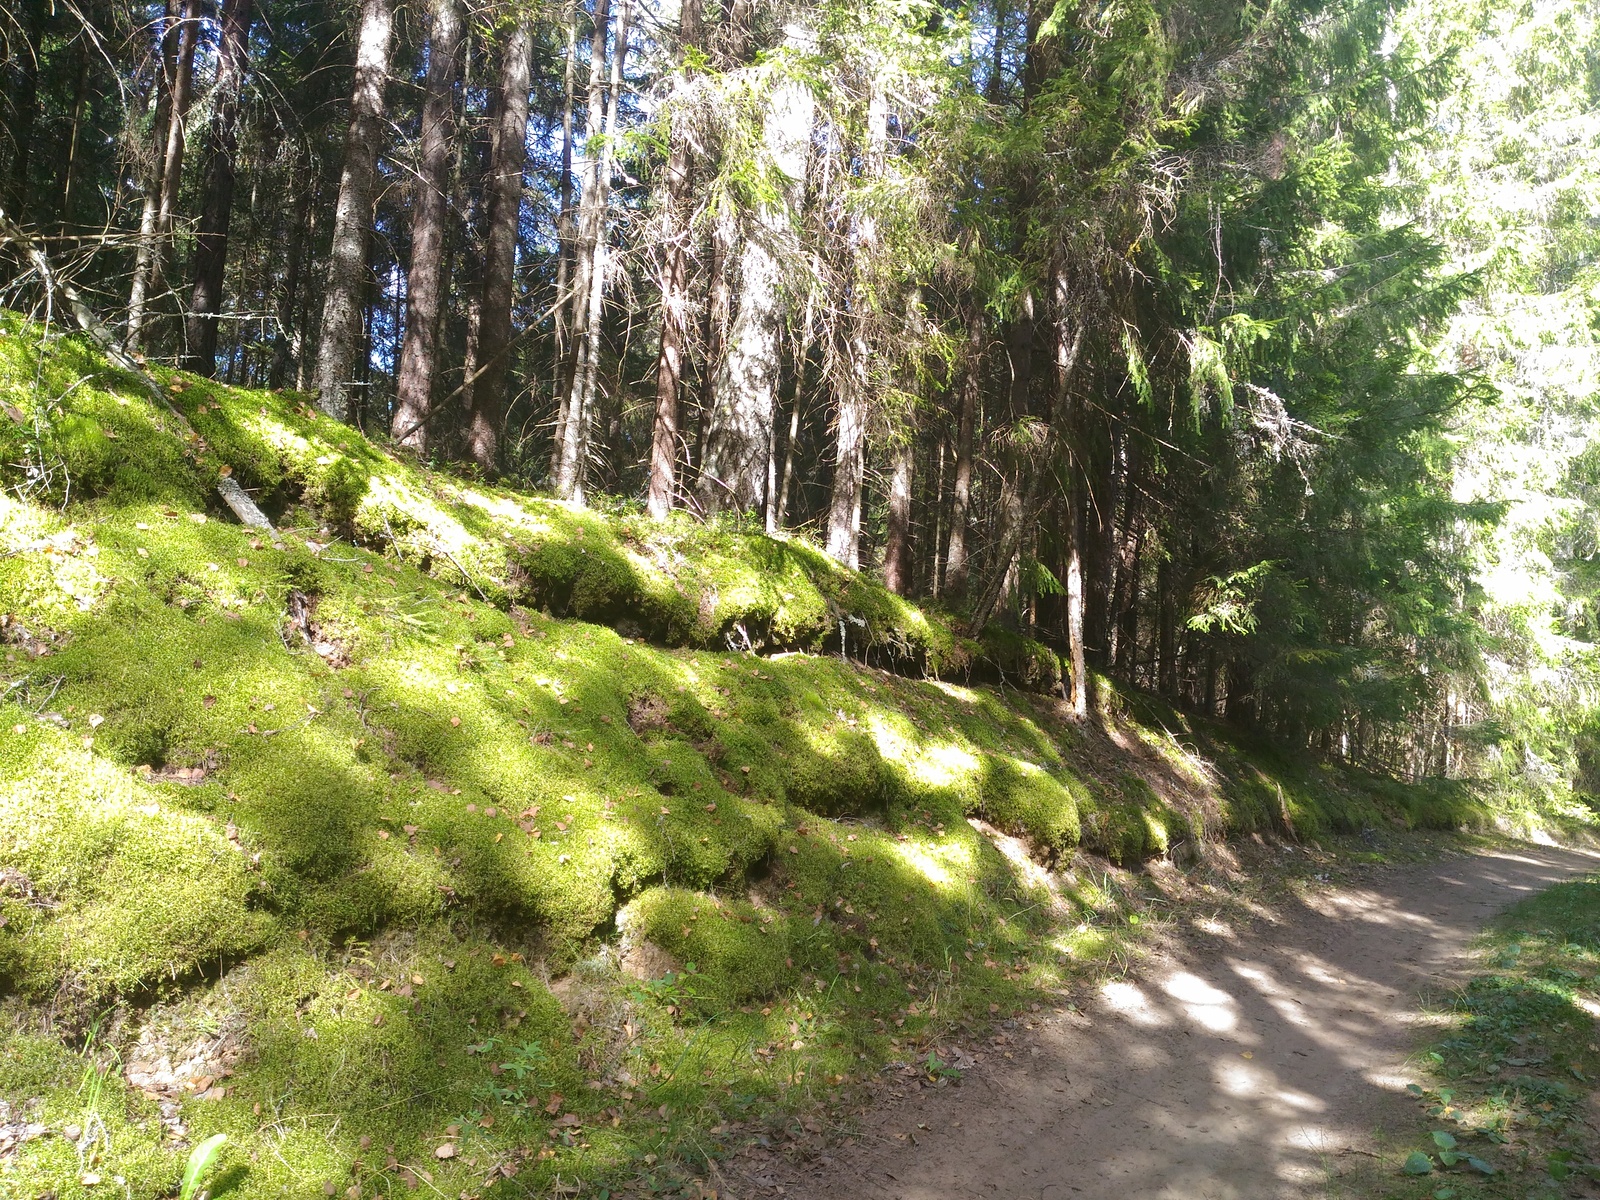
top-left (755, 844), bottom-right (1600, 1200)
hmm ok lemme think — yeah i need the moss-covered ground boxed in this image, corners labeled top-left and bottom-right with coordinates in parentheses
top-left (0, 313), bottom-right (1553, 1199)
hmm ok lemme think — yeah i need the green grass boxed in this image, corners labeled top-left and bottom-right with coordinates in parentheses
top-left (1368, 877), bottom-right (1600, 1199)
top-left (0, 313), bottom-right (1522, 1199)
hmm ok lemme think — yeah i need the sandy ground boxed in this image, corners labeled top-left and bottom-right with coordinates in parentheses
top-left (741, 843), bottom-right (1600, 1200)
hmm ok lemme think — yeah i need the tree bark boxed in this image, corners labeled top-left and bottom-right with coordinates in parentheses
top-left (126, 4), bottom-right (177, 351)
top-left (55, 43), bottom-right (89, 230)
top-left (552, 0), bottom-right (579, 423)
top-left (128, 0), bottom-right (198, 352)
top-left (467, 12), bottom-right (534, 473)
top-left (314, 0), bottom-right (393, 421)
top-left (944, 311), bottom-right (981, 595)
top-left (392, 0), bottom-right (463, 452)
top-left (1052, 265), bottom-right (1087, 719)
top-left (825, 84), bottom-right (887, 564)
top-left (552, 0), bottom-right (613, 500)
top-left (184, 0), bottom-right (256, 376)
top-left (700, 33), bottom-right (812, 516)
top-left (646, 0), bottom-right (703, 519)
top-left (883, 435), bottom-right (914, 594)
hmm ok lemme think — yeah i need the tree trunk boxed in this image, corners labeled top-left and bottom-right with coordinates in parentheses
top-left (647, 0), bottom-right (704, 519)
top-left (1064, 488), bottom-right (1087, 718)
top-left (547, 0), bottom-right (580, 477)
top-left (883, 436), bottom-right (914, 594)
top-left (126, 3), bottom-right (177, 351)
top-left (552, 0), bottom-right (613, 500)
top-left (392, 0), bottom-right (463, 452)
top-left (314, 0), bottom-right (394, 421)
top-left (825, 376), bottom-right (867, 566)
top-left (55, 44), bottom-right (89, 230)
top-left (825, 84), bottom-right (887, 564)
top-left (128, 0), bottom-right (198, 352)
top-left (466, 12), bottom-right (533, 473)
top-left (1156, 552), bottom-right (1176, 696)
top-left (700, 54), bottom-right (813, 516)
top-left (944, 310), bottom-right (981, 595)
top-left (184, 0), bottom-right (256, 376)
top-left (1051, 265), bottom-right (1087, 719)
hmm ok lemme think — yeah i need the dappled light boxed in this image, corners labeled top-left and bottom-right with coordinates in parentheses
top-left (782, 845), bottom-right (1600, 1200)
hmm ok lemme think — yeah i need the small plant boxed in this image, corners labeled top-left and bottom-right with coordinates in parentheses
top-left (923, 1050), bottom-right (962, 1084)
top-left (180, 1134), bottom-right (227, 1200)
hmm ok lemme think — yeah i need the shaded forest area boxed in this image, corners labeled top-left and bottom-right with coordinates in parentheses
top-left (1, 0), bottom-right (1596, 789)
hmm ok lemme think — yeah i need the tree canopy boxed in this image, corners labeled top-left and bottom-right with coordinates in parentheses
top-left (1, 0), bottom-right (1596, 794)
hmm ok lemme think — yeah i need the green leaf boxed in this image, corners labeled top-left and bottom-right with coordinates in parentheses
top-left (1431, 1189), bottom-right (1457, 1199)
top-left (1403, 1151), bottom-right (1435, 1175)
top-left (1548, 1150), bottom-right (1574, 1181)
top-left (180, 1134), bottom-right (227, 1200)
top-left (1431, 1130), bottom-right (1457, 1151)
top-left (1438, 1150), bottom-right (1461, 1167)
top-left (1406, 1083), bottom-right (1425, 1096)
top-left (1465, 1156), bottom-right (1496, 1175)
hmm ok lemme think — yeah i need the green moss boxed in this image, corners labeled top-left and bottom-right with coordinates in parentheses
top-left (978, 756), bottom-right (1084, 852)
top-left (628, 887), bottom-right (801, 1005)
top-left (1078, 773), bottom-right (1191, 864)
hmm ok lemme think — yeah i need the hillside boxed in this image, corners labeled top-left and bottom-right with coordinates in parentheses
top-left (0, 315), bottom-right (1520, 1199)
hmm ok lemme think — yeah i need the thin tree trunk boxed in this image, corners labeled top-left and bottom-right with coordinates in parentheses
top-left (314, 0), bottom-right (394, 420)
top-left (184, 0), bottom-right (256, 376)
top-left (1051, 265), bottom-right (1087, 719)
top-left (646, 0), bottom-right (701, 519)
top-left (467, 12), bottom-right (534, 473)
top-left (127, 3), bottom-right (178, 351)
top-left (777, 382), bottom-right (802, 527)
top-left (129, 0), bottom-right (198, 352)
top-left (825, 84), bottom-right (887, 564)
top-left (944, 310), bottom-right (981, 595)
top-left (553, 0), bottom-right (613, 500)
top-left (884, 436), bottom-right (914, 594)
top-left (55, 44), bottom-right (89, 230)
top-left (549, 0), bottom-right (580, 477)
top-left (392, 0), bottom-right (463, 452)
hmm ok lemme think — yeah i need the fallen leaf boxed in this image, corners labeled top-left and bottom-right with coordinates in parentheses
top-left (435, 1143), bottom-right (456, 1160)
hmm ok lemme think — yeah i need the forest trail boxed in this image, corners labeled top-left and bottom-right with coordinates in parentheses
top-left (763, 845), bottom-right (1600, 1200)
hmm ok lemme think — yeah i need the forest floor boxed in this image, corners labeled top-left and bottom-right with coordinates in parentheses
top-left (749, 842), bottom-right (1600, 1200)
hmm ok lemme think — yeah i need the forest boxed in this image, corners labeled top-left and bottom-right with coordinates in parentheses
top-left (3, 0), bottom-right (1593, 781)
top-left (1, 0), bottom-right (1600, 1196)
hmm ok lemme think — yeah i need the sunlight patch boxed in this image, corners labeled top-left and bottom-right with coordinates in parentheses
top-left (1100, 980), bottom-right (1170, 1027)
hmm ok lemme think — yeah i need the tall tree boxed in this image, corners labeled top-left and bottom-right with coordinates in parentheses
top-left (552, 0), bottom-right (613, 500)
top-left (127, 0), bottom-right (198, 352)
top-left (392, 0), bottom-right (465, 452)
top-left (183, 0), bottom-right (256, 375)
top-left (314, 0), bottom-right (394, 421)
top-left (466, 8), bottom-right (534, 472)
top-left (646, 0), bottom-right (703, 519)
top-left (699, 54), bottom-right (814, 515)
top-left (825, 81), bottom-right (888, 565)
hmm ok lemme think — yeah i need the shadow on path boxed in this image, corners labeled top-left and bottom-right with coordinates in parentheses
top-left (768, 844), bottom-right (1600, 1200)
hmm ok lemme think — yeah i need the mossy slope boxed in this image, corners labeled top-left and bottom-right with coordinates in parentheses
top-left (0, 315), bottom-right (1494, 1199)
